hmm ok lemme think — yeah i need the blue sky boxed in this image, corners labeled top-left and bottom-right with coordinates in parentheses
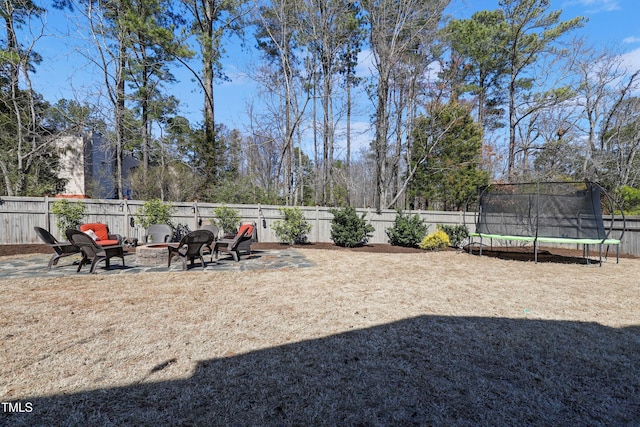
top-left (29, 0), bottom-right (640, 155)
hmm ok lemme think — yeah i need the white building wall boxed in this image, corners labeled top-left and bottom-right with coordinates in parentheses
top-left (56, 132), bottom-right (139, 199)
top-left (56, 135), bottom-right (87, 196)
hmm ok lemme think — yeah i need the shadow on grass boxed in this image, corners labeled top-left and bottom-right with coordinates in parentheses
top-left (3, 316), bottom-right (639, 425)
top-left (466, 246), bottom-right (612, 265)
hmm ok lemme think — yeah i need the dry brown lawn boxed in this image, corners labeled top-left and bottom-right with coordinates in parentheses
top-left (1, 249), bottom-right (639, 426)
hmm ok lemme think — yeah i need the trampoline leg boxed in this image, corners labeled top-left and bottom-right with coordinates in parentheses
top-left (586, 245), bottom-right (590, 265)
top-left (599, 244), bottom-right (603, 267)
top-left (534, 240), bottom-right (538, 263)
top-left (479, 237), bottom-right (483, 256)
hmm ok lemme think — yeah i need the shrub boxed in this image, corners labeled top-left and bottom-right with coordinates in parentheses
top-left (419, 229), bottom-right (450, 251)
top-left (272, 207), bottom-right (312, 244)
top-left (134, 199), bottom-right (174, 230)
top-left (212, 204), bottom-right (241, 235)
top-left (51, 199), bottom-right (86, 235)
top-left (386, 210), bottom-right (429, 248)
top-left (329, 206), bottom-right (375, 248)
top-left (438, 224), bottom-right (469, 248)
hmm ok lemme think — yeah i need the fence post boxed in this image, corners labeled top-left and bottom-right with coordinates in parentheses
top-left (315, 205), bottom-right (320, 243)
top-left (44, 196), bottom-right (50, 231)
top-left (193, 200), bottom-right (200, 230)
top-left (122, 199), bottom-right (130, 236)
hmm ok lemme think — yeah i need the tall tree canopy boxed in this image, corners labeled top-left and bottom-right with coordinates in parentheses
top-left (3, 0), bottom-right (640, 213)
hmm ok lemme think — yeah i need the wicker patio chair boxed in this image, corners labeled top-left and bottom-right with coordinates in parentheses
top-left (167, 229), bottom-right (215, 271)
top-left (66, 229), bottom-right (126, 274)
top-left (144, 224), bottom-right (174, 244)
top-left (79, 223), bottom-right (122, 246)
top-left (198, 224), bottom-right (219, 260)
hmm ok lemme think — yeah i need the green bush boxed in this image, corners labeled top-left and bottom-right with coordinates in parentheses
top-left (212, 204), bottom-right (241, 235)
top-left (419, 230), bottom-right (450, 251)
top-left (386, 210), bottom-right (429, 248)
top-left (329, 206), bottom-right (375, 248)
top-left (51, 199), bottom-right (86, 236)
top-left (272, 207), bottom-right (312, 244)
top-left (438, 224), bottom-right (469, 248)
top-left (135, 199), bottom-right (174, 230)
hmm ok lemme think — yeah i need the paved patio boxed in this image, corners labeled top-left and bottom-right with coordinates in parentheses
top-left (0, 248), bottom-right (315, 280)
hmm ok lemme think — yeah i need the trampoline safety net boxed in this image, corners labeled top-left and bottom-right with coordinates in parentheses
top-left (475, 181), bottom-right (606, 240)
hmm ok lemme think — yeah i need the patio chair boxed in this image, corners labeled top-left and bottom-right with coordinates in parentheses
top-left (66, 229), bottom-right (126, 274)
top-left (198, 224), bottom-right (219, 260)
top-left (167, 229), bottom-right (215, 271)
top-left (199, 224), bottom-right (219, 239)
top-left (237, 221), bottom-right (257, 254)
top-left (79, 223), bottom-right (122, 246)
top-left (34, 226), bottom-right (81, 270)
top-left (144, 224), bottom-right (173, 244)
top-left (213, 223), bottom-right (255, 262)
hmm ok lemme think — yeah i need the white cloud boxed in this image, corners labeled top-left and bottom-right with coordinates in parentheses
top-left (620, 47), bottom-right (640, 72)
top-left (356, 49), bottom-right (376, 79)
top-left (563, 0), bottom-right (621, 13)
top-left (623, 36), bottom-right (640, 44)
top-left (220, 64), bottom-right (250, 86)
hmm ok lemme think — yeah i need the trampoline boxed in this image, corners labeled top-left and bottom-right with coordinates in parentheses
top-left (467, 181), bottom-right (625, 265)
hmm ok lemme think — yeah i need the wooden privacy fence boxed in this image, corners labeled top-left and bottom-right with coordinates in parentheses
top-left (1, 196), bottom-right (637, 256)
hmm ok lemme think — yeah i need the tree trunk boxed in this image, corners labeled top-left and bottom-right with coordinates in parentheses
top-left (115, 36), bottom-right (126, 199)
top-left (346, 71), bottom-right (352, 206)
top-left (507, 71), bottom-right (517, 179)
top-left (374, 72), bottom-right (389, 211)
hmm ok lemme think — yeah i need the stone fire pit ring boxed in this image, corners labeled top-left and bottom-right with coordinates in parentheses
top-left (136, 243), bottom-right (173, 266)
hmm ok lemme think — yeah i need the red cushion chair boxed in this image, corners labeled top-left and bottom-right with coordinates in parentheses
top-left (213, 223), bottom-right (256, 262)
top-left (80, 223), bottom-right (122, 246)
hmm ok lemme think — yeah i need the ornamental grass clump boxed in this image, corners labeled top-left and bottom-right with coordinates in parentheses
top-left (272, 207), bottom-right (312, 244)
top-left (386, 210), bottom-right (429, 248)
top-left (329, 206), bottom-right (375, 248)
top-left (419, 229), bottom-right (450, 250)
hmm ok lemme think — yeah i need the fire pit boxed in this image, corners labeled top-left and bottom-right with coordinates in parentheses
top-left (135, 243), bottom-right (176, 266)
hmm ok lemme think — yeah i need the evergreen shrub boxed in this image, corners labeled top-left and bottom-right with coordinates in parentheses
top-left (438, 224), bottom-right (469, 248)
top-left (329, 206), bottom-right (375, 248)
top-left (134, 199), bottom-right (174, 229)
top-left (51, 199), bottom-right (86, 236)
top-left (386, 210), bottom-right (429, 248)
top-left (272, 207), bottom-right (312, 244)
top-left (212, 204), bottom-right (241, 234)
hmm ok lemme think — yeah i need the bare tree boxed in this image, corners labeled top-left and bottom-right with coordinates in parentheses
top-left (254, 0), bottom-right (313, 205)
top-left (299, 0), bottom-right (361, 206)
top-left (360, 0), bottom-right (448, 210)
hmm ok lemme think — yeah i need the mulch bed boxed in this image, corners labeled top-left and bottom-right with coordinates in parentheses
top-left (253, 241), bottom-right (427, 253)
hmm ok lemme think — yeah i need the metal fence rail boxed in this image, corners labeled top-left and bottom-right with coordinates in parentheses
top-left (1, 196), bottom-right (636, 256)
